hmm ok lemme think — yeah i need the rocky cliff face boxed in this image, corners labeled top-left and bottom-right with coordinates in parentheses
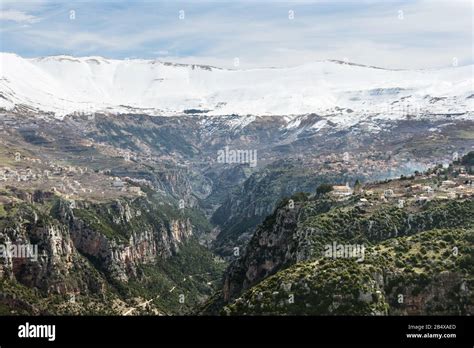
top-left (0, 191), bottom-right (195, 297)
top-left (211, 162), bottom-right (355, 258)
top-left (0, 202), bottom-right (107, 296)
top-left (222, 200), bottom-right (304, 302)
top-left (215, 186), bottom-right (474, 314)
top-left (221, 194), bottom-right (343, 302)
top-left (53, 197), bottom-right (194, 282)
top-left (221, 227), bottom-right (473, 315)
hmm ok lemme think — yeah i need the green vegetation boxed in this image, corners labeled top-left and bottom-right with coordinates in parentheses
top-left (223, 227), bottom-right (473, 315)
top-left (316, 183), bottom-right (333, 195)
top-left (224, 258), bottom-right (388, 315)
top-left (299, 199), bottom-right (474, 258)
top-left (125, 239), bottom-right (226, 314)
top-left (212, 165), bottom-right (474, 316)
top-left (461, 151), bottom-right (474, 165)
top-left (211, 160), bottom-right (357, 257)
top-left (0, 188), bottom-right (224, 315)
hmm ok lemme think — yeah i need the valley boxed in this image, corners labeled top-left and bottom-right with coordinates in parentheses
top-left (0, 108), bottom-right (472, 316)
top-left (0, 53), bottom-right (472, 316)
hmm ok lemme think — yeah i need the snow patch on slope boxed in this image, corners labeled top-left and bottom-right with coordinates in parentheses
top-left (0, 52), bottom-right (472, 125)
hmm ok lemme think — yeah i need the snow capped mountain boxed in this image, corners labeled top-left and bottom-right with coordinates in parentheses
top-left (0, 52), bottom-right (472, 121)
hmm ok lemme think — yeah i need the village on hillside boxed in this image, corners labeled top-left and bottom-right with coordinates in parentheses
top-left (329, 154), bottom-right (474, 207)
top-left (0, 152), bottom-right (146, 202)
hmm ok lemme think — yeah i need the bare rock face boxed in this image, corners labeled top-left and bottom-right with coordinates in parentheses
top-left (54, 198), bottom-right (194, 282)
top-left (0, 193), bottom-right (195, 300)
top-left (0, 205), bottom-right (107, 295)
top-left (387, 271), bottom-right (472, 315)
top-left (217, 192), bottom-right (473, 315)
top-left (223, 202), bottom-right (303, 302)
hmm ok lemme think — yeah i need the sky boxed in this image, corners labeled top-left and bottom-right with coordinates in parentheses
top-left (0, 0), bottom-right (472, 69)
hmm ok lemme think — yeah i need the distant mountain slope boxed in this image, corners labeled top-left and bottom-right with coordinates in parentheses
top-left (0, 188), bottom-right (225, 315)
top-left (222, 227), bottom-right (474, 315)
top-left (0, 53), bottom-right (472, 119)
top-left (202, 160), bottom-right (474, 315)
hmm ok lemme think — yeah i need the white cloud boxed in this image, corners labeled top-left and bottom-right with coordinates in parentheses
top-left (21, 28), bottom-right (180, 52)
top-left (1, 0), bottom-right (472, 69)
top-left (0, 10), bottom-right (40, 24)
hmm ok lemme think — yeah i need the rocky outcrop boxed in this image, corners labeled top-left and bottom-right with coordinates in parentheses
top-left (0, 203), bottom-right (106, 295)
top-left (211, 161), bottom-right (358, 258)
top-left (222, 201), bottom-right (303, 302)
top-left (221, 227), bottom-right (473, 315)
top-left (218, 193), bottom-right (474, 309)
top-left (53, 197), bottom-right (194, 282)
top-left (0, 192), bottom-right (195, 300)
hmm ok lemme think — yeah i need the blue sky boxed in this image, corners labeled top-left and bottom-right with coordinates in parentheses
top-left (0, 0), bottom-right (472, 69)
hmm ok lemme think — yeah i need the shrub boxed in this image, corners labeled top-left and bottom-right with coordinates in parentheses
top-left (316, 184), bottom-right (333, 195)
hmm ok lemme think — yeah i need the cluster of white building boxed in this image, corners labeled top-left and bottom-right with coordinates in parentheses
top-left (329, 171), bottom-right (474, 207)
